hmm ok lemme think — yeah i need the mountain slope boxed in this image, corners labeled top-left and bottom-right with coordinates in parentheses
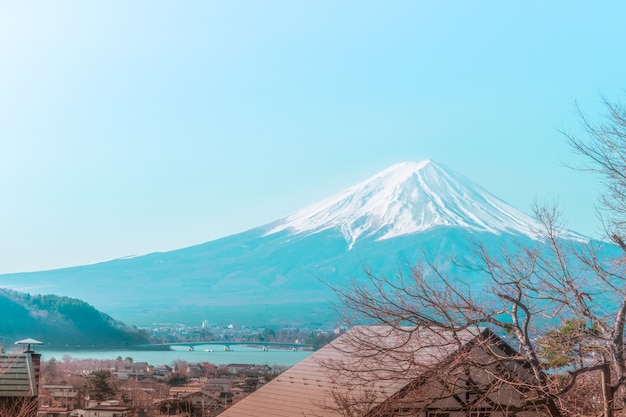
top-left (0, 160), bottom-right (592, 327)
top-left (0, 289), bottom-right (150, 348)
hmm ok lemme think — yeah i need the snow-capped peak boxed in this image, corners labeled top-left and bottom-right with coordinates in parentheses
top-left (266, 160), bottom-right (545, 247)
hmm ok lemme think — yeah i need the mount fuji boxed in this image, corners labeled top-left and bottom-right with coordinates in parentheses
top-left (0, 160), bottom-right (587, 326)
top-left (268, 160), bottom-right (543, 243)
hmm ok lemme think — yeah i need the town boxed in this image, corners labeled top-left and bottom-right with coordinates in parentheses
top-left (144, 321), bottom-right (340, 348)
top-left (37, 354), bottom-right (285, 417)
top-left (0, 324), bottom-right (341, 417)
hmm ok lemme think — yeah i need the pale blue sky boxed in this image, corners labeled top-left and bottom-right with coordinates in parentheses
top-left (1, 2), bottom-right (623, 273)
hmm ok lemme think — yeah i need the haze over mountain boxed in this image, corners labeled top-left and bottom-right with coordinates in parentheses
top-left (0, 160), bottom-right (589, 327)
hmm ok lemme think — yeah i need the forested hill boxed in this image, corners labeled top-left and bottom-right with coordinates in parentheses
top-left (0, 289), bottom-right (151, 348)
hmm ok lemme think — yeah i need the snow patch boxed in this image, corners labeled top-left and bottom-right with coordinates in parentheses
top-left (266, 160), bottom-right (580, 245)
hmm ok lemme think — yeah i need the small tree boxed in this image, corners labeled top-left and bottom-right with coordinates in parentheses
top-left (84, 369), bottom-right (116, 401)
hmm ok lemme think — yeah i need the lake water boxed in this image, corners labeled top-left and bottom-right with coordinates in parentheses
top-left (38, 344), bottom-right (313, 367)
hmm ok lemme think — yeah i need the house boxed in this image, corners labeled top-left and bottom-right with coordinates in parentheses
top-left (218, 326), bottom-right (548, 417)
top-left (151, 364), bottom-right (173, 381)
top-left (157, 394), bottom-right (222, 417)
top-left (182, 361), bottom-right (219, 379)
top-left (225, 364), bottom-right (252, 375)
top-left (230, 386), bottom-right (246, 400)
top-left (81, 403), bottom-right (131, 417)
top-left (0, 339), bottom-right (43, 417)
top-left (182, 391), bottom-right (226, 415)
top-left (37, 406), bottom-right (70, 417)
top-left (204, 378), bottom-right (233, 393)
top-left (169, 386), bottom-right (201, 398)
top-left (41, 385), bottom-right (81, 409)
top-left (115, 361), bottom-right (150, 380)
top-left (198, 362), bottom-right (218, 377)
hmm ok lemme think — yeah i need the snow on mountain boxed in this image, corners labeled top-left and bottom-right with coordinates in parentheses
top-left (267, 160), bottom-right (544, 247)
top-left (1, 159), bottom-right (597, 327)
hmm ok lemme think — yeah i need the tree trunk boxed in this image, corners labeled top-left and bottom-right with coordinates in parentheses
top-left (543, 395), bottom-right (563, 417)
top-left (602, 365), bottom-right (614, 417)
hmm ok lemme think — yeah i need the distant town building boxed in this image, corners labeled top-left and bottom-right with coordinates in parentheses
top-left (36, 405), bottom-right (70, 417)
top-left (225, 363), bottom-right (252, 375)
top-left (82, 403), bottom-right (131, 417)
top-left (115, 361), bottom-right (150, 380)
top-left (41, 385), bottom-right (81, 409)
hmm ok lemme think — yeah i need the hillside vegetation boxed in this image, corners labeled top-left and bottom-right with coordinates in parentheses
top-left (0, 289), bottom-right (150, 348)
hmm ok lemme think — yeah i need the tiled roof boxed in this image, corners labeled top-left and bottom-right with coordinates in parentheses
top-left (37, 406), bottom-right (69, 412)
top-left (219, 326), bottom-right (486, 417)
top-left (51, 391), bottom-right (78, 398)
top-left (0, 353), bottom-right (38, 397)
top-left (84, 406), bottom-right (130, 411)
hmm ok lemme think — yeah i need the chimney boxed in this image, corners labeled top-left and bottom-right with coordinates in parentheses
top-left (15, 338), bottom-right (44, 385)
top-left (31, 352), bottom-right (41, 385)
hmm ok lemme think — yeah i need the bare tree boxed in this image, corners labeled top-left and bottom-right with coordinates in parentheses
top-left (556, 97), bottom-right (626, 417)
top-left (330, 206), bottom-right (626, 417)
top-left (0, 396), bottom-right (39, 417)
top-left (327, 99), bottom-right (626, 417)
top-left (564, 97), bottom-right (626, 248)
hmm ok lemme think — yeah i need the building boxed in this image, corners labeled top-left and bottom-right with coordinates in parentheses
top-left (183, 391), bottom-right (224, 416)
top-left (79, 401), bottom-right (130, 417)
top-left (0, 338), bottom-right (43, 417)
top-left (225, 364), bottom-right (252, 375)
top-left (218, 326), bottom-right (548, 417)
top-left (189, 362), bottom-right (218, 378)
top-left (41, 385), bottom-right (81, 409)
top-left (36, 406), bottom-right (70, 417)
top-left (204, 378), bottom-right (232, 393)
top-left (115, 361), bottom-right (150, 380)
top-left (151, 364), bottom-right (173, 381)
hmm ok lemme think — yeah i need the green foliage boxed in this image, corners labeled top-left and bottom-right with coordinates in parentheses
top-left (538, 319), bottom-right (600, 369)
top-left (304, 331), bottom-right (336, 347)
top-left (85, 370), bottom-right (117, 401)
top-left (167, 374), bottom-right (189, 386)
top-left (252, 328), bottom-right (277, 342)
top-left (0, 288), bottom-right (151, 347)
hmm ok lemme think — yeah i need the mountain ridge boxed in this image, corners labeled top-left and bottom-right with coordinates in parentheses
top-left (0, 160), bottom-right (596, 327)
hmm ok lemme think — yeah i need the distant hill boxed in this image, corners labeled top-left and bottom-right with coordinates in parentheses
top-left (0, 160), bottom-right (605, 328)
top-left (0, 289), bottom-right (150, 348)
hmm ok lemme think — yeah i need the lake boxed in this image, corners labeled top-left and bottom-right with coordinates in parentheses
top-left (38, 344), bottom-right (313, 367)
